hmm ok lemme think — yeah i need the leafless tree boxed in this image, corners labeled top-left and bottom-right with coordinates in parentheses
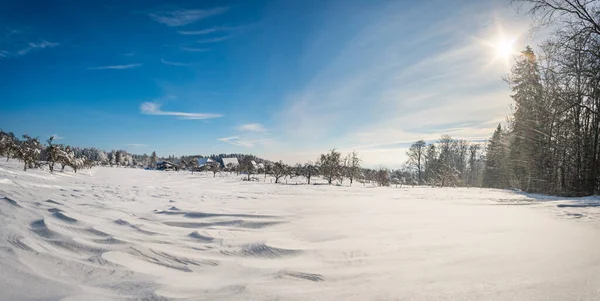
top-left (271, 161), bottom-right (287, 184)
top-left (239, 156), bottom-right (256, 181)
top-left (208, 161), bottom-right (221, 177)
top-left (300, 162), bottom-right (318, 184)
top-left (318, 149), bottom-right (342, 185)
top-left (406, 140), bottom-right (426, 185)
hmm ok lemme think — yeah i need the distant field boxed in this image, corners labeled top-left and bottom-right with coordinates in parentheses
top-left (1, 160), bottom-right (599, 301)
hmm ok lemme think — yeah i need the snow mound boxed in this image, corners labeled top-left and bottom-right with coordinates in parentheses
top-left (1, 159), bottom-right (600, 300)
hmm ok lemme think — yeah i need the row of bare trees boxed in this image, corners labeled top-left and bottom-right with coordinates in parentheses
top-left (404, 136), bottom-right (485, 187)
top-left (0, 128), bottom-right (386, 187)
top-left (198, 150), bottom-right (390, 186)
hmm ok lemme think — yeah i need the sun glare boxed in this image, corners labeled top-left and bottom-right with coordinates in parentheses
top-left (495, 37), bottom-right (516, 59)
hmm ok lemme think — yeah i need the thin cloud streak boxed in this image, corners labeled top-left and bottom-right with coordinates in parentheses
top-left (16, 40), bottom-right (59, 55)
top-left (161, 59), bottom-right (189, 66)
top-left (177, 26), bottom-right (239, 35)
top-left (140, 102), bottom-right (222, 120)
top-left (1, 29), bottom-right (59, 59)
top-left (148, 7), bottom-right (228, 27)
top-left (126, 143), bottom-right (148, 147)
top-left (236, 123), bottom-right (266, 132)
top-left (88, 63), bottom-right (142, 70)
top-left (179, 46), bottom-right (210, 52)
top-left (218, 136), bottom-right (268, 148)
top-left (197, 35), bottom-right (231, 43)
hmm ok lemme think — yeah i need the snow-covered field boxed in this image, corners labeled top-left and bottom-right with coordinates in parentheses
top-left (1, 160), bottom-right (600, 301)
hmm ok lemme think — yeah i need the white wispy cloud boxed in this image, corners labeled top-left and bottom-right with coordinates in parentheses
top-left (0, 29), bottom-right (59, 59)
top-left (50, 134), bottom-right (65, 140)
top-left (197, 36), bottom-right (231, 43)
top-left (140, 102), bottom-right (222, 120)
top-left (160, 58), bottom-right (189, 66)
top-left (218, 136), bottom-right (268, 148)
top-left (88, 63), bottom-right (142, 70)
top-left (179, 46), bottom-right (210, 52)
top-left (273, 1), bottom-right (536, 167)
top-left (177, 26), bottom-right (238, 35)
top-left (17, 40), bottom-right (59, 55)
top-left (126, 143), bottom-right (147, 147)
top-left (148, 7), bottom-right (228, 27)
top-left (236, 123), bottom-right (266, 132)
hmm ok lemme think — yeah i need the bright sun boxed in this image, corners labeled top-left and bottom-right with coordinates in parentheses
top-left (495, 38), bottom-right (516, 59)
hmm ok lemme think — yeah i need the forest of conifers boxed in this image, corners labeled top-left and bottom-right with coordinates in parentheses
top-left (483, 0), bottom-right (600, 196)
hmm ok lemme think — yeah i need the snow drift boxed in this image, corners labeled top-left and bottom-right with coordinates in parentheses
top-left (0, 160), bottom-right (599, 300)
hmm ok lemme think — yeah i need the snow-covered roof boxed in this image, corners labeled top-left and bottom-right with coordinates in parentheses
top-left (221, 157), bottom-right (239, 166)
top-left (197, 158), bottom-right (213, 167)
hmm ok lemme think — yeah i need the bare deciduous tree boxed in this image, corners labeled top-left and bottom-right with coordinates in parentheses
top-left (345, 151), bottom-right (361, 186)
top-left (301, 162), bottom-right (318, 184)
top-left (318, 149), bottom-right (342, 185)
top-left (406, 141), bottom-right (426, 185)
top-left (239, 156), bottom-right (256, 181)
top-left (272, 161), bottom-right (287, 184)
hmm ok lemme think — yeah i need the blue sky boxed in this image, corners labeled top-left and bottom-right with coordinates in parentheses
top-left (0, 0), bottom-right (540, 167)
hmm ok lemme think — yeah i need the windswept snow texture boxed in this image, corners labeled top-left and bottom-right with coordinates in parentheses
top-left (0, 161), bottom-right (600, 300)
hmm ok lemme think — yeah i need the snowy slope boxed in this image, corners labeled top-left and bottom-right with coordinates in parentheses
top-left (0, 160), bottom-right (599, 301)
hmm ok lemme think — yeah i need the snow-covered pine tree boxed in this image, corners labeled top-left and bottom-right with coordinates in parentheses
top-left (150, 151), bottom-right (158, 169)
top-left (483, 124), bottom-right (509, 188)
top-left (506, 46), bottom-right (549, 192)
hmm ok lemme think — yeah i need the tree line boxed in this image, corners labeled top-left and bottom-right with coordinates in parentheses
top-left (0, 132), bottom-right (87, 172)
top-left (0, 129), bottom-right (393, 186)
top-left (403, 136), bottom-right (485, 187)
top-left (193, 150), bottom-right (391, 186)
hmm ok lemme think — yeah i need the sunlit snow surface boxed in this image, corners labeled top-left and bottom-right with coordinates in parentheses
top-left (1, 160), bottom-right (599, 301)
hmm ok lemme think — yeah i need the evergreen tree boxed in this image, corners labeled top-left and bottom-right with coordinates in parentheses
top-left (506, 46), bottom-right (549, 192)
top-left (483, 124), bottom-right (509, 188)
top-left (150, 151), bottom-right (158, 168)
